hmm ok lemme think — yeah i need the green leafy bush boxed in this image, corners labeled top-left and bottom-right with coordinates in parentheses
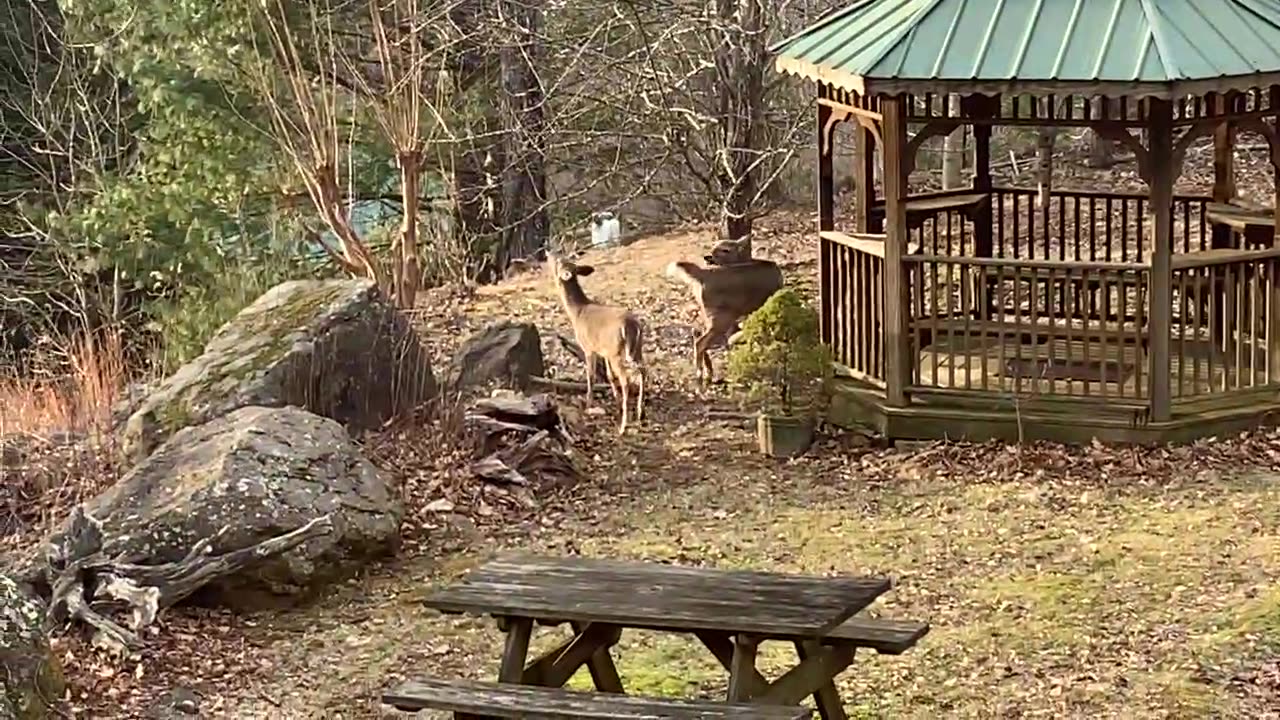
top-left (726, 288), bottom-right (831, 416)
top-left (148, 247), bottom-right (313, 373)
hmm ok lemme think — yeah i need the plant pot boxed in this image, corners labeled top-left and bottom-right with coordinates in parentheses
top-left (756, 413), bottom-right (814, 458)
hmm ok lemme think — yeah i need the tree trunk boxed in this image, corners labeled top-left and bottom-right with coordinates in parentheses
top-left (395, 150), bottom-right (422, 307)
top-left (715, 0), bottom-right (766, 244)
top-left (941, 94), bottom-right (964, 189)
top-left (496, 0), bottom-right (549, 274)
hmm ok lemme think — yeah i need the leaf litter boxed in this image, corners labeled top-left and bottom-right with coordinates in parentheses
top-left (35, 142), bottom-right (1280, 718)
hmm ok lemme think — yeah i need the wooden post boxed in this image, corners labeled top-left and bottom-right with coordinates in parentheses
top-left (969, 94), bottom-right (995, 320)
top-left (1147, 99), bottom-right (1174, 423)
top-left (1269, 86), bottom-right (1280, 383)
top-left (854, 117), bottom-right (878, 233)
top-left (1212, 92), bottom-right (1237, 249)
top-left (497, 616), bottom-right (534, 682)
top-left (818, 84), bottom-right (835, 350)
top-left (727, 634), bottom-right (758, 701)
top-left (882, 94), bottom-right (910, 406)
top-left (818, 84), bottom-right (835, 234)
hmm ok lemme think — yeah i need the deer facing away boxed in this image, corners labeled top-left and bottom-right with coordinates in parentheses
top-left (665, 237), bottom-right (784, 384)
top-left (547, 254), bottom-right (646, 433)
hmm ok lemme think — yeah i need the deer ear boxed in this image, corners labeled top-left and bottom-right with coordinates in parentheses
top-left (576, 265), bottom-right (596, 276)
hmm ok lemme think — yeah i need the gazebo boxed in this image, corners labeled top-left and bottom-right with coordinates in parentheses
top-left (773, 0), bottom-right (1280, 443)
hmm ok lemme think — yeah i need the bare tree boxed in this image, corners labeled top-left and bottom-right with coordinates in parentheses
top-left (496, 0), bottom-right (550, 270)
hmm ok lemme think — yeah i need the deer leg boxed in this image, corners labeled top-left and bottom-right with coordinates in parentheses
top-left (608, 358), bottom-right (629, 434)
top-left (694, 331), bottom-right (713, 386)
top-left (634, 364), bottom-right (645, 423)
top-left (584, 351), bottom-right (596, 404)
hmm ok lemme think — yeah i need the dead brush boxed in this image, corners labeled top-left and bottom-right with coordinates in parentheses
top-left (0, 328), bottom-right (130, 547)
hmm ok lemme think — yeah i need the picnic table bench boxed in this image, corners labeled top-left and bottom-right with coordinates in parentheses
top-left (383, 554), bottom-right (929, 720)
top-left (1205, 202), bottom-right (1277, 248)
top-left (383, 678), bottom-right (812, 719)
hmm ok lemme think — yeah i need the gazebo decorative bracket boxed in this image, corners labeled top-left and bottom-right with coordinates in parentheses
top-left (1094, 119), bottom-right (1225, 186)
top-left (903, 120), bottom-right (964, 176)
top-left (818, 97), bottom-right (884, 153)
top-left (820, 112), bottom-right (883, 155)
top-left (1235, 117), bottom-right (1280, 167)
top-left (1092, 125), bottom-right (1152, 183)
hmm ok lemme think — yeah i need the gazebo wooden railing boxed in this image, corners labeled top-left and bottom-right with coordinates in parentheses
top-left (778, 0), bottom-right (1280, 443)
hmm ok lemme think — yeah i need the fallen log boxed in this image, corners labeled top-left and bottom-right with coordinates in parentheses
top-left (45, 507), bottom-right (333, 653)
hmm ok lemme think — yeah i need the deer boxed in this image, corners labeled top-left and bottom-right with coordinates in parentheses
top-left (547, 253), bottom-right (646, 434)
top-left (665, 236), bottom-right (784, 385)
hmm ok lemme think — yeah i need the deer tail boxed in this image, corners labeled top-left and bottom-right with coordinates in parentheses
top-left (622, 316), bottom-right (644, 366)
top-left (664, 261), bottom-right (705, 290)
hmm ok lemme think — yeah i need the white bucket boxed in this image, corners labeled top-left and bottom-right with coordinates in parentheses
top-left (590, 211), bottom-right (622, 248)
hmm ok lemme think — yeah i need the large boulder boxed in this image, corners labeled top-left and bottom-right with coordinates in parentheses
top-left (0, 574), bottom-right (64, 719)
top-left (444, 321), bottom-right (545, 393)
top-left (66, 405), bottom-right (402, 607)
top-left (121, 280), bottom-right (436, 464)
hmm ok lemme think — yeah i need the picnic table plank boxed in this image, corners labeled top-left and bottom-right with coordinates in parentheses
top-left (383, 678), bottom-right (813, 719)
top-left (424, 554), bottom-right (890, 638)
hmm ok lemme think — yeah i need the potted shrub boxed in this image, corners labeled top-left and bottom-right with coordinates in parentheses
top-left (726, 288), bottom-right (831, 458)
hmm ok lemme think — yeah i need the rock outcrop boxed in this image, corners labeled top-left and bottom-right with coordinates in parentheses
top-left (0, 574), bottom-right (64, 719)
top-left (120, 280), bottom-right (436, 463)
top-left (444, 321), bottom-right (544, 393)
top-left (55, 406), bottom-right (402, 610)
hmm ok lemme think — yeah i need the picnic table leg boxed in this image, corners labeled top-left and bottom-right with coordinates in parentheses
top-left (497, 617), bottom-right (534, 682)
top-left (570, 621), bottom-right (626, 693)
top-left (795, 640), bottom-right (849, 720)
top-left (522, 623), bottom-right (622, 687)
top-left (727, 634), bottom-right (759, 701)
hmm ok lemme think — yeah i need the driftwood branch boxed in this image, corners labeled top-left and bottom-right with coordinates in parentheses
top-left (44, 507), bottom-right (333, 652)
top-left (529, 375), bottom-right (600, 395)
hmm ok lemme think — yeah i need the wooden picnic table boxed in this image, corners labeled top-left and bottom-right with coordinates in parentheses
top-left (419, 553), bottom-right (904, 719)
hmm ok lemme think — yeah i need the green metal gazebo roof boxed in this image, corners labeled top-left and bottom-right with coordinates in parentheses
top-left (774, 0), bottom-right (1280, 96)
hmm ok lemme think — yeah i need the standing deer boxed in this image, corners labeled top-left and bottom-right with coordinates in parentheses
top-left (547, 254), bottom-right (646, 434)
top-left (665, 237), bottom-right (784, 384)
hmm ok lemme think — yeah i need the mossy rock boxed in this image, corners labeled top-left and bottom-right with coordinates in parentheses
top-left (71, 406), bottom-right (403, 608)
top-left (121, 280), bottom-right (437, 464)
top-left (0, 575), bottom-right (64, 719)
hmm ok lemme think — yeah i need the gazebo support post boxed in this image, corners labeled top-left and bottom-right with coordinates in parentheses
top-left (1211, 92), bottom-right (1236, 251)
top-left (1148, 98), bottom-right (1174, 423)
top-left (881, 93), bottom-right (910, 406)
top-left (817, 84), bottom-right (835, 234)
top-left (854, 109), bottom-right (879, 233)
top-left (968, 93), bottom-right (996, 321)
top-left (817, 83), bottom-right (835, 348)
top-left (1269, 86), bottom-right (1280, 383)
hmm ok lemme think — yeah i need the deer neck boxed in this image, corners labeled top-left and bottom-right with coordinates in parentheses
top-left (557, 279), bottom-right (593, 317)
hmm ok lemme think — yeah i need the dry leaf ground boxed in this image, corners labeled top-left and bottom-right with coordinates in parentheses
top-left (53, 141), bottom-right (1280, 718)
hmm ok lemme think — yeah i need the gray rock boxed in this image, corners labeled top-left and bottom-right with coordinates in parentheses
top-left (68, 405), bottom-right (402, 607)
top-left (444, 322), bottom-right (544, 393)
top-left (0, 574), bottom-right (64, 719)
top-left (120, 280), bottom-right (437, 464)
